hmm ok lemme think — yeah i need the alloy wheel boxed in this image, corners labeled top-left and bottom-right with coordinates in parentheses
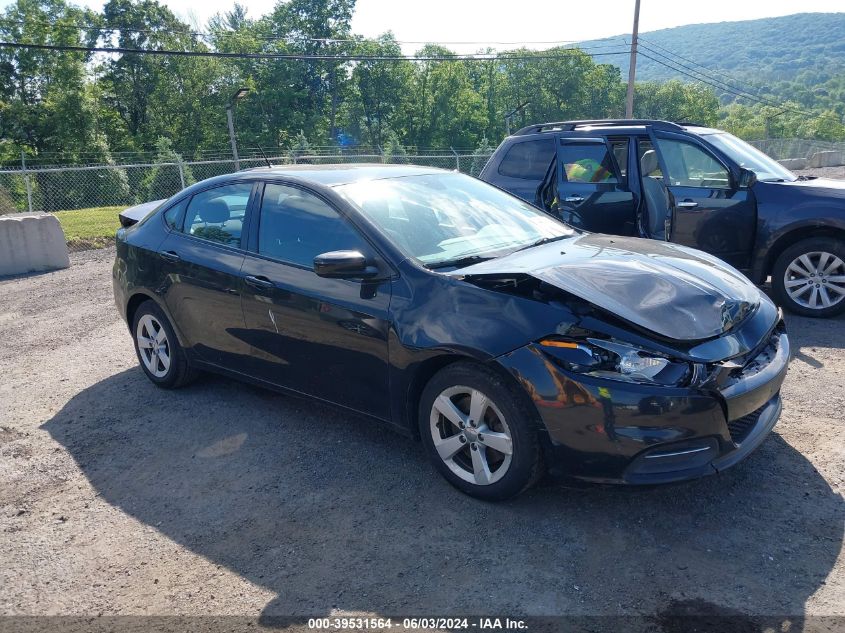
top-left (136, 314), bottom-right (171, 378)
top-left (429, 385), bottom-right (513, 486)
top-left (783, 251), bottom-right (845, 310)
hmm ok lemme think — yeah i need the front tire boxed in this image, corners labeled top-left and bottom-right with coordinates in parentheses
top-left (771, 237), bottom-right (845, 317)
top-left (418, 362), bottom-right (544, 501)
top-left (132, 300), bottom-right (197, 388)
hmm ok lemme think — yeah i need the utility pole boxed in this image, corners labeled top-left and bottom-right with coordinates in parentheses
top-left (625, 0), bottom-right (641, 119)
top-left (226, 87), bottom-right (249, 170)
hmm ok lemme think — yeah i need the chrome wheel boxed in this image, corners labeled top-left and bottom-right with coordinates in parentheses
top-left (783, 251), bottom-right (845, 310)
top-left (136, 314), bottom-right (171, 378)
top-left (429, 385), bottom-right (513, 486)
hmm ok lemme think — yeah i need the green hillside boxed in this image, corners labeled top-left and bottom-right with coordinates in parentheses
top-left (580, 12), bottom-right (845, 105)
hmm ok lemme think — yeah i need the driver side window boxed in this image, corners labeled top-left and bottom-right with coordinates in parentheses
top-left (257, 184), bottom-right (368, 268)
top-left (655, 138), bottom-right (730, 189)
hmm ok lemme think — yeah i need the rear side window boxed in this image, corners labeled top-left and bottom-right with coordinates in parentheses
top-left (559, 142), bottom-right (620, 184)
top-left (184, 183), bottom-right (253, 246)
top-left (258, 184), bottom-right (367, 268)
top-left (163, 198), bottom-right (188, 230)
top-left (497, 139), bottom-right (555, 179)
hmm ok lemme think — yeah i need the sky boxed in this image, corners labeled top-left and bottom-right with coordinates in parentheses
top-left (2, 0), bottom-right (844, 50)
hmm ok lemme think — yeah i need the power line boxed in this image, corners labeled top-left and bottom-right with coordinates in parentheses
top-left (638, 36), bottom-right (784, 99)
top-left (634, 49), bottom-right (816, 118)
top-left (2, 16), bottom-right (627, 50)
top-left (635, 40), bottom-right (799, 112)
top-left (0, 40), bottom-right (629, 61)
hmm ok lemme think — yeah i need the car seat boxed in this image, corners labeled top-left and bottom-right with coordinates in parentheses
top-left (640, 150), bottom-right (671, 240)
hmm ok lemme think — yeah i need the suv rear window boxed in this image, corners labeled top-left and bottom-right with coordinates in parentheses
top-left (497, 139), bottom-right (555, 180)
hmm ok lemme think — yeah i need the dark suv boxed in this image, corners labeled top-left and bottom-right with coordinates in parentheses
top-left (480, 119), bottom-right (845, 317)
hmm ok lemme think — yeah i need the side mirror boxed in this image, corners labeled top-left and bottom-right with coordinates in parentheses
top-left (313, 250), bottom-right (379, 279)
top-left (739, 168), bottom-right (757, 188)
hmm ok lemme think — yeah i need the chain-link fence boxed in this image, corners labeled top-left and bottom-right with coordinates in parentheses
top-left (0, 151), bottom-right (494, 214)
top-left (7, 137), bottom-right (839, 215)
top-left (747, 139), bottom-right (845, 161)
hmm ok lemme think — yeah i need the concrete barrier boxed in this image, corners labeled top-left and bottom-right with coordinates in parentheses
top-left (808, 150), bottom-right (845, 168)
top-left (779, 158), bottom-right (807, 170)
top-left (0, 213), bottom-right (70, 276)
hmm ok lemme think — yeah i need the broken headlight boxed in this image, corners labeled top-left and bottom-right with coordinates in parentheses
top-left (538, 337), bottom-right (692, 386)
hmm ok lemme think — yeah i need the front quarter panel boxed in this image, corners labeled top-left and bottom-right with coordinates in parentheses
top-left (751, 180), bottom-right (845, 280)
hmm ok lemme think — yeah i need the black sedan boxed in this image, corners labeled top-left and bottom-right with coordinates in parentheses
top-left (113, 165), bottom-right (790, 500)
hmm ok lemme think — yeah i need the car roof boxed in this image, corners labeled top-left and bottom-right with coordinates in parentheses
top-left (509, 119), bottom-right (724, 138)
top-left (241, 163), bottom-right (447, 186)
top-left (176, 163), bottom-right (451, 196)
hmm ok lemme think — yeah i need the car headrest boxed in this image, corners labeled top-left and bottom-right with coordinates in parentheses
top-left (640, 150), bottom-right (659, 177)
top-left (199, 199), bottom-right (231, 224)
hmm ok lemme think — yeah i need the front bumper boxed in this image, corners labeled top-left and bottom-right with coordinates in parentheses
top-left (496, 325), bottom-right (790, 485)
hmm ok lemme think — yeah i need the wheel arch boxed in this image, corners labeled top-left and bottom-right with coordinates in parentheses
top-left (760, 224), bottom-right (845, 281)
top-left (403, 351), bottom-right (541, 440)
top-left (125, 290), bottom-right (187, 346)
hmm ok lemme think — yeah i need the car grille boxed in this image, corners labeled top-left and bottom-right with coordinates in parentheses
top-left (727, 405), bottom-right (765, 444)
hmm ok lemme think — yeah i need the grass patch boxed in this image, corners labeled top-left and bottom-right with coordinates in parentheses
top-left (54, 205), bottom-right (123, 250)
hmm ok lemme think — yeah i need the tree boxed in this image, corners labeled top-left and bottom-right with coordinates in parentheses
top-left (382, 130), bottom-right (408, 164)
top-left (289, 130), bottom-right (312, 162)
top-left (348, 33), bottom-right (412, 147)
top-left (633, 80), bottom-right (720, 125)
top-left (141, 137), bottom-right (194, 201)
top-left (470, 137), bottom-right (495, 176)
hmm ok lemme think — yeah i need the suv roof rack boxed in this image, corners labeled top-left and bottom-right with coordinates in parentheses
top-left (513, 119), bottom-right (686, 136)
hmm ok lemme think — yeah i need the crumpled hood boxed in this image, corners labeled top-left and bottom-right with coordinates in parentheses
top-left (453, 234), bottom-right (769, 341)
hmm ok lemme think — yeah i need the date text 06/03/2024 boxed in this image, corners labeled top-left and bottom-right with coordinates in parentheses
top-left (306, 618), bottom-right (529, 630)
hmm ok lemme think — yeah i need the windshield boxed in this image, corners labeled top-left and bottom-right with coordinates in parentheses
top-left (335, 172), bottom-right (573, 268)
top-left (705, 132), bottom-right (797, 182)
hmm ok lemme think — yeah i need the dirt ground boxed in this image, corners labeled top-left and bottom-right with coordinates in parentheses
top-left (1, 245), bottom-right (843, 630)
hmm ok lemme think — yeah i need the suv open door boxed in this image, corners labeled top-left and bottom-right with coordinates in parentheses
top-left (537, 136), bottom-right (636, 235)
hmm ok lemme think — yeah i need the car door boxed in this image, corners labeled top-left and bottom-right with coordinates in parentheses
top-left (238, 181), bottom-right (392, 419)
top-left (544, 136), bottom-right (637, 235)
top-left (653, 132), bottom-right (757, 269)
top-left (157, 181), bottom-right (257, 368)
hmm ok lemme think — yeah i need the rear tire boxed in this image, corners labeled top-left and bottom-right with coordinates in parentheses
top-left (771, 237), bottom-right (845, 317)
top-left (131, 300), bottom-right (197, 389)
top-left (418, 362), bottom-right (544, 501)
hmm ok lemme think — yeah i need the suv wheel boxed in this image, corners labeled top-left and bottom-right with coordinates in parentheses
top-left (418, 362), bottom-right (544, 500)
top-left (772, 237), bottom-right (845, 317)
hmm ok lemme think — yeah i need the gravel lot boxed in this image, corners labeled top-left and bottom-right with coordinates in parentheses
top-left (1, 243), bottom-right (843, 629)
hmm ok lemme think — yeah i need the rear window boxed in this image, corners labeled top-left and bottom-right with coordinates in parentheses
top-left (497, 139), bottom-right (555, 180)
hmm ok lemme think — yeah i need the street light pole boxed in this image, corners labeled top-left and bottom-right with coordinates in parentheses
top-left (226, 87), bottom-right (250, 171)
top-left (226, 105), bottom-right (239, 170)
top-left (625, 0), bottom-right (641, 119)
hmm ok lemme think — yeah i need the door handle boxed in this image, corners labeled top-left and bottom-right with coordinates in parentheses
top-left (564, 195), bottom-right (585, 203)
top-left (244, 275), bottom-right (274, 290)
top-left (159, 250), bottom-right (181, 263)
top-left (676, 200), bottom-right (699, 209)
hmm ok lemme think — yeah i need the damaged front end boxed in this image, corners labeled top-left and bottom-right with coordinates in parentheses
top-left (439, 237), bottom-right (789, 485)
